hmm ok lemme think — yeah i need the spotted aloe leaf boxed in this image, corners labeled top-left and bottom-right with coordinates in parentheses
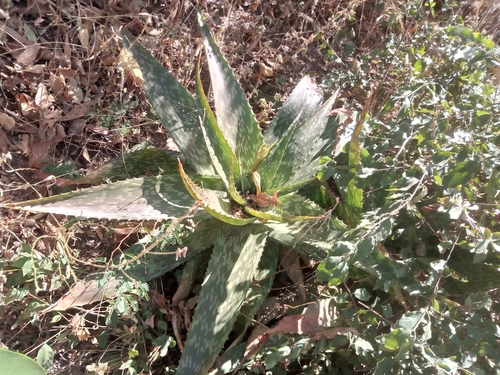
top-left (178, 160), bottom-right (255, 226)
top-left (116, 27), bottom-right (215, 175)
top-left (198, 13), bottom-right (263, 186)
top-left (263, 76), bottom-right (323, 146)
top-left (13, 175), bottom-right (223, 221)
top-left (66, 148), bottom-right (194, 186)
top-left (195, 66), bottom-right (245, 205)
top-left (232, 241), bottom-right (279, 344)
top-left (258, 91), bottom-right (339, 193)
top-left (176, 224), bottom-right (268, 375)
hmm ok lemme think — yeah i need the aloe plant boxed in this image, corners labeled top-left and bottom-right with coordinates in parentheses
top-left (12, 14), bottom-right (355, 374)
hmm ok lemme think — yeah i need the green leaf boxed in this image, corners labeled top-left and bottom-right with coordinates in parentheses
top-left (397, 311), bottom-right (423, 330)
top-left (178, 161), bottom-right (255, 226)
top-left (278, 192), bottom-right (325, 219)
top-left (68, 148), bottom-right (194, 185)
top-left (318, 256), bottom-right (349, 286)
top-left (198, 13), bottom-right (263, 179)
top-left (244, 206), bottom-right (285, 222)
top-left (354, 288), bottom-right (371, 301)
top-left (442, 160), bottom-right (479, 188)
top-left (116, 27), bottom-right (215, 175)
top-left (258, 91), bottom-right (339, 192)
top-left (233, 241), bottom-right (279, 345)
top-left (374, 357), bottom-right (397, 375)
top-left (0, 349), bottom-right (46, 375)
top-left (177, 225), bottom-right (268, 375)
top-left (383, 328), bottom-right (411, 351)
top-left (12, 175), bottom-right (221, 221)
top-left (343, 177), bottom-right (363, 226)
top-left (194, 64), bottom-right (242, 195)
top-left (265, 346), bottom-right (292, 369)
top-left (36, 344), bottom-right (54, 370)
top-left (263, 76), bottom-right (323, 146)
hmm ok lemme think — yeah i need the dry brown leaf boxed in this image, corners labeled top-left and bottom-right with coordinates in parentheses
top-left (16, 134), bottom-right (30, 155)
top-left (67, 118), bottom-right (87, 135)
top-left (0, 129), bottom-right (12, 153)
top-left (246, 299), bottom-right (355, 358)
top-left (38, 109), bottom-right (62, 140)
top-left (63, 32), bottom-right (71, 67)
top-left (28, 134), bottom-right (64, 168)
top-left (49, 72), bottom-right (66, 97)
top-left (16, 93), bottom-right (37, 119)
top-left (259, 61), bottom-right (274, 77)
top-left (35, 83), bottom-right (53, 110)
top-left (265, 299), bottom-right (339, 336)
top-left (118, 48), bottom-right (143, 85)
top-left (42, 277), bottom-right (120, 313)
top-left (16, 45), bottom-right (41, 67)
top-left (62, 100), bottom-right (96, 121)
top-left (39, 49), bottom-right (54, 61)
top-left (247, 192), bottom-right (279, 207)
top-left (67, 77), bottom-right (84, 104)
top-left (77, 21), bottom-right (89, 48)
top-left (0, 113), bottom-right (15, 131)
top-left (279, 247), bottom-right (306, 300)
top-left (70, 313), bottom-right (91, 341)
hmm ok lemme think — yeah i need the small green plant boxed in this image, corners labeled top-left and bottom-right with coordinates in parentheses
top-left (93, 97), bottom-right (139, 136)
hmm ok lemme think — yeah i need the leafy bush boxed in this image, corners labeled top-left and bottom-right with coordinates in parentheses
top-left (7, 5), bottom-right (500, 375)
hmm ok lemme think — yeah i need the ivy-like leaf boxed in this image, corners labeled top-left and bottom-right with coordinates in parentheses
top-left (442, 160), bottom-right (480, 189)
top-left (177, 225), bottom-right (268, 375)
top-left (198, 14), bottom-right (263, 181)
top-left (116, 27), bottom-right (215, 175)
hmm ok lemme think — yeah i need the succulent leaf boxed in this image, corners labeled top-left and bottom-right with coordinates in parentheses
top-left (232, 240), bottom-right (279, 346)
top-left (264, 76), bottom-right (323, 146)
top-left (244, 206), bottom-right (284, 222)
top-left (177, 224), bottom-right (268, 375)
top-left (277, 192), bottom-right (326, 217)
top-left (228, 157), bottom-right (247, 205)
top-left (197, 14), bottom-right (263, 181)
top-left (178, 160), bottom-right (255, 226)
top-left (258, 91), bottom-right (339, 192)
top-left (116, 27), bottom-right (215, 175)
top-left (12, 175), bottom-right (223, 221)
top-left (195, 64), bottom-right (239, 183)
top-left (67, 148), bottom-right (194, 186)
top-left (195, 66), bottom-right (245, 206)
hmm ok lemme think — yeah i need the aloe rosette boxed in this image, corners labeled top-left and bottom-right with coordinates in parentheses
top-left (12, 14), bottom-right (356, 374)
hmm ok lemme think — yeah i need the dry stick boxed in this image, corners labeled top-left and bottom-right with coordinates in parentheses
top-left (62, 202), bottom-right (201, 272)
